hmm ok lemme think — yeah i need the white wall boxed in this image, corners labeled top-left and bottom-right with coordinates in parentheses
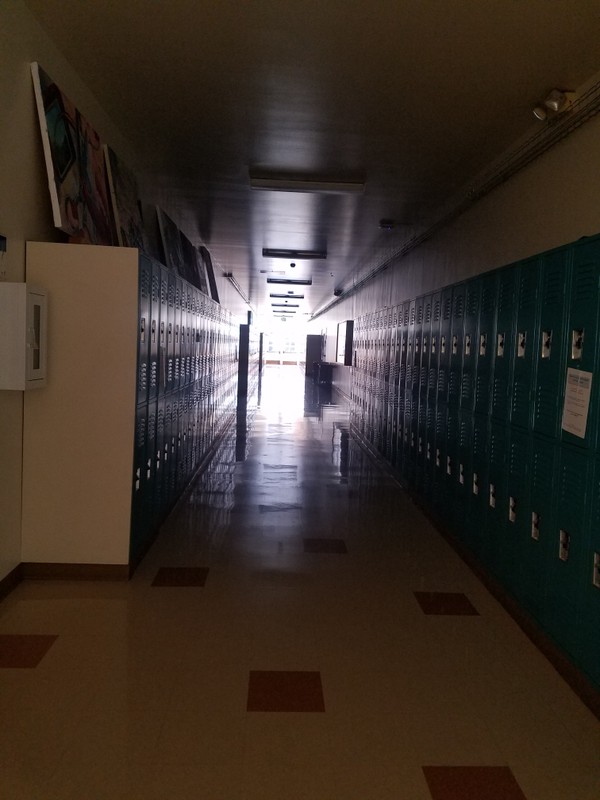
top-left (0, 1), bottom-right (137, 580)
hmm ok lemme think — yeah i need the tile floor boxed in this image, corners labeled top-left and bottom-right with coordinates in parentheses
top-left (0, 364), bottom-right (599, 799)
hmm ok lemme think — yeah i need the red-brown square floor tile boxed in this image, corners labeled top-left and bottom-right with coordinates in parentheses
top-left (414, 591), bottom-right (479, 615)
top-left (0, 634), bottom-right (58, 668)
top-left (151, 567), bottom-right (209, 587)
top-left (247, 670), bottom-right (325, 712)
top-left (303, 538), bottom-right (347, 554)
top-left (422, 766), bottom-right (527, 799)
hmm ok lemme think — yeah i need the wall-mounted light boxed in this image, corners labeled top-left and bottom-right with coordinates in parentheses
top-left (533, 89), bottom-right (575, 121)
top-left (250, 171), bottom-right (365, 194)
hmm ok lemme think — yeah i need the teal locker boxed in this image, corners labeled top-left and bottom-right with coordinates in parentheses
top-left (158, 266), bottom-right (169, 395)
top-left (464, 412), bottom-right (489, 558)
top-left (511, 258), bottom-right (541, 430)
top-left (166, 269), bottom-right (177, 393)
top-left (174, 276), bottom-right (183, 389)
top-left (474, 271), bottom-right (497, 415)
top-left (423, 402), bottom-right (436, 502)
top-left (437, 287), bottom-right (453, 406)
top-left (428, 291), bottom-right (442, 410)
top-left (130, 401), bottom-right (149, 562)
top-left (444, 404), bottom-right (461, 533)
top-left (484, 421), bottom-right (509, 574)
top-left (490, 265), bottom-right (517, 422)
top-left (460, 278), bottom-right (480, 412)
top-left (432, 401), bottom-right (448, 513)
top-left (561, 236), bottom-right (600, 451)
top-left (448, 282), bottom-right (466, 409)
top-left (420, 294), bottom-right (433, 400)
top-left (518, 436), bottom-right (557, 623)
top-left (576, 457), bottom-right (600, 687)
top-left (455, 409), bottom-right (473, 541)
top-left (154, 395), bottom-right (167, 518)
top-left (136, 257), bottom-right (151, 406)
top-left (543, 444), bottom-right (592, 661)
top-left (532, 247), bottom-right (570, 438)
top-left (499, 427), bottom-right (531, 595)
top-left (164, 393), bottom-right (177, 505)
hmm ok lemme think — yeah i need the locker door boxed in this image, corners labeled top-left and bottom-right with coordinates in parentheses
top-left (158, 266), bottom-right (169, 395)
top-left (432, 401), bottom-right (447, 513)
top-left (490, 265), bottom-right (517, 422)
top-left (174, 276), bottom-right (183, 389)
top-left (511, 258), bottom-right (541, 430)
top-left (417, 295), bottom-right (433, 492)
top-left (465, 413), bottom-right (489, 558)
top-left (500, 428), bottom-right (531, 595)
top-left (137, 256), bottom-right (151, 406)
top-left (561, 236), bottom-right (600, 451)
top-left (437, 287), bottom-right (452, 406)
top-left (131, 401), bottom-right (149, 561)
top-left (148, 260), bottom-right (161, 401)
top-left (155, 395), bottom-right (166, 519)
top-left (166, 270), bottom-right (176, 393)
top-left (444, 404), bottom-right (460, 530)
top-left (461, 278), bottom-right (480, 412)
top-left (448, 282), bottom-right (465, 410)
top-left (577, 457), bottom-right (600, 686)
top-left (544, 444), bottom-right (593, 661)
top-left (474, 271), bottom-right (497, 415)
top-left (518, 436), bottom-right (557, 623)
top-left (455, 408), bottom-right (473, 540)
top-left (484, 421), bottom-right (509, 574)
top-left (532, 247), bottom-right (570, 438)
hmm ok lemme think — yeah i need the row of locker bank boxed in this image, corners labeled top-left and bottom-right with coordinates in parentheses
top-left (131, 255), bottom-right (240, 563)
top-left (350, 232), bottom-right (600, 692)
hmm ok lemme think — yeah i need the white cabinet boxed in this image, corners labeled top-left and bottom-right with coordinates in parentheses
top-left (0, 283), bottom-right (47, 389)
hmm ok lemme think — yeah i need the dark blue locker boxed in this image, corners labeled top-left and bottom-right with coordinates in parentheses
top-left (130, 401), bottom-right (149, 562)
top-left (474, 271), bottom-right (497, 415)
top-left (460, 278), bottom-right (480, 412)
top-left (154, 395), bottom-right (167, 519)
top-left (532, 247), bottom-right (570, 438)
top-left (428, 291), bottom-right (442, 412)
top-left (444, 404), bottom-right (460, 531)
top-left (561, 236), bottom-right (600, 451)
top-left (432, 401), bottom-right (448, 514)
top-left (484, 421), bottom-right (509, 574)
top-left (448, 283), bottom-right (466, 409)
top-left (464, 413), bottom-right (489, 558)
top-left (148, 260), bottom-right (161, 401)
top-left (437, 287), bottom-right (452, 406)
top-left (455, 409), bottom-right (473, 540)
top-left (174, 276), bottom-right (183, 389)
top-left (490, 265), bottom-right (517, 422)
top-left (158, 266), bottom-right (169, 395)
top-left (136, 256), bottom-right (151, 406)
top-left (511, 258), bottom-right (541, 430)
top-left (166, 270), bottom-right (177, 393)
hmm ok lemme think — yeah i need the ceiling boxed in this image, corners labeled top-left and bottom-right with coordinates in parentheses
top-left (25, 0), bottom-right (600, 322)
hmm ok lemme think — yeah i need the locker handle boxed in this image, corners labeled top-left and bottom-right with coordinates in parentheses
top-left (541, 331), bottom-right (552, 359)
top-left (571, 329), bottom-right (584, 360)
top-left (140, 317), bottom-right (146, 343)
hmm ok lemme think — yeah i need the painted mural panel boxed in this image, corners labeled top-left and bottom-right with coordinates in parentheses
top-left (104, 145), bottom-right (146, 250)
top-left (31, 62), bottom-right (114, 246)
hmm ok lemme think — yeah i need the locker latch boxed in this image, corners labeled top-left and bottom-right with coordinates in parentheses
top-left (496, 333), bottom-right (505, 357)
top-left (559, 529), bottom-right (570, 561)
top-left (489, 483), bottom-right (496, 508)
top-left (472, 471), bottom-right (479, 495)
top-left (508, 496), bottom-right (516, 523)
top-left (135, 467), bottom-right (140, 491)
top-left (464, 334), bottom-right (471, 356)
top-left (571, 329), bottom-right (584, 360)
top-left (446, 455), bottom-right (452, 476)
top-left (517, 332), bottom-right (526, 358)
top-left (431, 336), bottom-right (436, 354)
top-left (593, 553), bottom-right (600, 589)
top-left (415, 337), bottom-right (420, 355)
top-left (426, 442), bottom-right (431, 461)
top-left (459, 463), bottom-right (465, 485)
top-left (423, 335), bottom-right (428, 354)
top-left (531, 512), bottom-right (540, 540)
top-left (435, 447), bottom-right (441, 468)
top-left (160, 321), bottom-right (165, 346)
top-left (418, 436), bottom-right (423, 454)
top-left (441, 336), bottom-right (446, 354)
top-left (140, 317), bottom-right (146, 343)
top-left (479, 333), bottom-right (487, 356)
top-left (151, 320), bottom-right (157, 343)
top-left (541, 330), bottom-right (552, 359)
top-left (452, 335), bottom-right (458, 355)
top-left (410, 431), bottom-right (415, 449)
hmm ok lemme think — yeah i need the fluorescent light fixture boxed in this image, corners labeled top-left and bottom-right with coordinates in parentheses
top-left (272, 303), bottom-right (299, 308)
top-left (269, 293), bottom-right (304, 299)
top-left (250, 171), bottom-right (365, 194)
top-left (276, 309), bottom-right (297, 314)
top-left (262, 248), bottom-right (327, 260)
top-left (267, 277), bottom-right (312, 286)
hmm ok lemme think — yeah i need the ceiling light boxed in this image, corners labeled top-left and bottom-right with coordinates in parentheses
top-left (267, 277), bottom-right (312, 286)
top-left (272, 303), bottom-right (299, 308)
top-left (269, 293), bottom-right (304, 299)
top-left (249, 171), bottom-right (365, 193)
top-left (533, 88), bottom-right (575, 120)
top-left (263, 248), bottom-right (327, 260)
top-left (533, 106), bottom-right (547, 121)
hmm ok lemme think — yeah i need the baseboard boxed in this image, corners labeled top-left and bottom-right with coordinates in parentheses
top-left (21, 562), bottom-right (130, 581)
top-left (0, 564), bottom-right (23, 602)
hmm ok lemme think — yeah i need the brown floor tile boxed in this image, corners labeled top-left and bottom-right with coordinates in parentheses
top-left (151, 567), bottom-right (209, 587)
top-left (414, 591), bottom-right (479, 616)
top-left (422, 766), bottom-right (527, 799)
top-left (247, 670), bottom-right (325, 712)
top-left (303, 538), bottom-right (348, 554)
top-left (0, 634), bottom-right (58, 668)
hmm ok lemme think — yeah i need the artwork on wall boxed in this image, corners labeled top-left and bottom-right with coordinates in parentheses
top-left (180, 234), bottom-right (209, 296)
top-left (104, 145), bottom-right (146, 250)
top-left (199, 245), bottom-right (220, 304)
top-left (30, 62), bottom-right (114, 246)
top-left (156, 207), bottom-right (186, 277)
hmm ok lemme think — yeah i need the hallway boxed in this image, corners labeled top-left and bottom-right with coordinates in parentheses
top-left (1, 365), bottom-right (599, 799)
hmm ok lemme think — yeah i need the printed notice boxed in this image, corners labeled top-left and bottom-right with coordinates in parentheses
top-left (561, 368), bottom-right (593, 438)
